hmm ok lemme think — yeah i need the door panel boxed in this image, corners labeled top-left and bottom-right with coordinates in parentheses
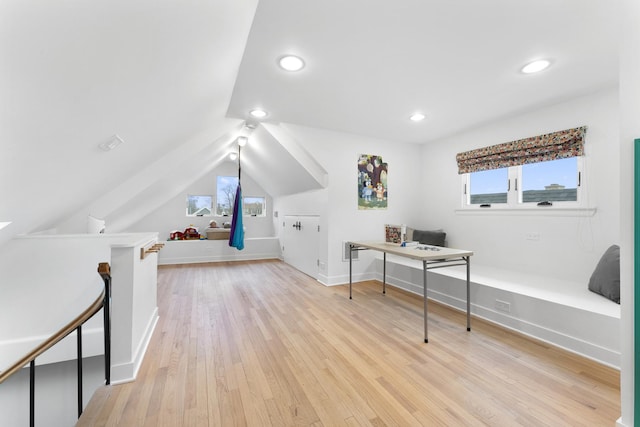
top-left (283, 215), bottom-right (319, 279)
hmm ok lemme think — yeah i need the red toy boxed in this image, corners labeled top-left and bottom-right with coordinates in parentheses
top-left (183, 226), bottom-right (199, 240)
top-left (169, 230), bottom-right (184, 240)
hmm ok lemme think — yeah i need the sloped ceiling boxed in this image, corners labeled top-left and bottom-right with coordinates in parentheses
top-left (55, 120), bottom-right (327, 233)
top-left (0, 0), bottom-right (260, 244)
top-left (242, 124), bottom-right (327, 198)
top-left (0, 0), bottom-right (618, 245)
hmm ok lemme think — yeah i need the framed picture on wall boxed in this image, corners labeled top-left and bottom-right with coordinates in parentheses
top-left (358, 154), bottom-right (388, 210)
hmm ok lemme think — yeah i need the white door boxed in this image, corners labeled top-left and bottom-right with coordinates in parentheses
top-left (283, 215), bottom-right (319, 279)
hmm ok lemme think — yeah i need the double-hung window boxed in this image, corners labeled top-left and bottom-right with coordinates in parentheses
top-left (458, 126), bottom-right (586, 209)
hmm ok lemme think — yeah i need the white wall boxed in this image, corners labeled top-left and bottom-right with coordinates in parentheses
top-left (619, 0), bottom-right (640, 424)
top-left (420, 88), bottom-right (620, 284)
top-left (0, 356), bottom-right (105, 427)
top-left (272, 124), bottom-right (424, 285)
top-left (126, 161), bottom-right (274, 239)
top-left (0, 236), bottom-right (108, 368)
top-left (273, 89), bottom-right (620, 287)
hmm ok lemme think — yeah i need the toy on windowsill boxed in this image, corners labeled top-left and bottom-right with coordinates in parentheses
top-left (169, 230), bottom-right (184, 240)
top-left (183, 225), bottom-right (200, 240)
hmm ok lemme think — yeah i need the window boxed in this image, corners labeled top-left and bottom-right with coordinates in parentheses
top-left (520, 157), bottom-right (578, 203)
top-left (468, 168), bottom-right (508, 205)
top-left (186, 195), bottom-right (213, 216)
top-left (463, 156), bottom-right (583, 208)
top-left (243, 196), bottom-right (266, 216)
top-left (457, 126), bottom-right (587, 211)
top-left (215, 176), bottom-right (266, 217)
top-left (216, 176), bottom-right (238, 216)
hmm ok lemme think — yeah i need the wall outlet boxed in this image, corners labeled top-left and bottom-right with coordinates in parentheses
top-left (525, 232), bottom-right (540, 241)
top-left (342, 241), bottom-right (359, 261)
top-left (495, 299), bottom-right (511, 313)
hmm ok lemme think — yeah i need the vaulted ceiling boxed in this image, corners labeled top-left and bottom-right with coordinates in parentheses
top-left (0, 0), bottom-right (618, 246)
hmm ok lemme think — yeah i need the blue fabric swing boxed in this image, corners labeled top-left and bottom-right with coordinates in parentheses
top-left (229, 143), bottom-right (245, 251)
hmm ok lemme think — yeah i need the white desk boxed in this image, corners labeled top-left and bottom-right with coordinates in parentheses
top-left (348, 241), bottom-right (473, 343)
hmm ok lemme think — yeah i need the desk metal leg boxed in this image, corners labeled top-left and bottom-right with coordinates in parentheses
top-left (382, 252), bottom-right (386, 294)
top-left (466, 256), bottom-right (471, 331)
top-left (423, 260), bottom-right (428, 343)
top-left (349, 244), bottom-right (353, 299)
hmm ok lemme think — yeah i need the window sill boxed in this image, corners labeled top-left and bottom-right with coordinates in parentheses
top-left (455, 207), bottom-right (596, 217)
top-left (212, 216), bottom-right (267, 218)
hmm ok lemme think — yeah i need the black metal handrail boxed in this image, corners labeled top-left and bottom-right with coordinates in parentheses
top-left (0, 262), bottom-right (112, 426)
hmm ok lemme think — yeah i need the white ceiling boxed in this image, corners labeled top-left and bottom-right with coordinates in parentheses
top-left (0, 0), bottom-right (259, 241)
top-left (0, 0), bottom-right (620, 245)
top-left (227, 0), bottom-right (619, 144)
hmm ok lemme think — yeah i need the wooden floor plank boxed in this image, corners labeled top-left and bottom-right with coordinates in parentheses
top-left (78, 260), bottom-right (620, 426)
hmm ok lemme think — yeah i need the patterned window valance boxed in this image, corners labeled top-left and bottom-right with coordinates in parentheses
top-left (456, 126), bottom-right (587, 174)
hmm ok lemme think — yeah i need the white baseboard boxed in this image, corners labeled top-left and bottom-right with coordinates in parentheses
top-left (110, 308), bottom-right (159, 385)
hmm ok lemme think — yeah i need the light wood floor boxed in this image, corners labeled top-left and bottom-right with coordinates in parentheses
top-left (78, 260), bottom-right (620, 426)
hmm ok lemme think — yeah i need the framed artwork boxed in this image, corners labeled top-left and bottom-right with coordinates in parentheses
top-left (384, 224), bottom-right (402, 244)
top-left (358, 154), bottom-right (388, 210)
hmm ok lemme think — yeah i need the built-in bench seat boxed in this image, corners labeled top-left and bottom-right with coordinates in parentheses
top-left (382, 254), bottom-right (620, 318)
top-left (159, 237), bottom-right (280, 265)
top-left (375, 254), bottom-right (621, 368)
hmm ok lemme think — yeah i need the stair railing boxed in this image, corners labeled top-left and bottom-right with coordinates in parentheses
top-left (0, 262), bottom-right (112, 426)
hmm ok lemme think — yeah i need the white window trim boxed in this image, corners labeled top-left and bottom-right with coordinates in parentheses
top-left (459, 157), bottom-right (595, 216)
top-left (213, 198), bottom-right (267, 218)
top-left (186, 194), bottom-right (214, 217)
top-left (455, 207), bottom-right (597, 217)
top-left (242, 195), bottom-right (267, 217)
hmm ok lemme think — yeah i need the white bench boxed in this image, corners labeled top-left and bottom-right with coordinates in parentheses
top-left (375, 254), bottom-right (621, 368)
top-left (158, 237), bottom-right (281, 265)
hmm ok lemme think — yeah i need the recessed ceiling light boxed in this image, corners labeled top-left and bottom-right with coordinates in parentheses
top-left (410, 113), bottom-right (426, 122)
top-left (237, 136), bottom-right (248, 147)
top-left (278, 55), bottom-right (305, 71)
top-left (229, 152), bottom-right (238, 161)
top-left (521, 59), bottom-right (551, 74)
top-left (250, 109), bottom-right (267, 119)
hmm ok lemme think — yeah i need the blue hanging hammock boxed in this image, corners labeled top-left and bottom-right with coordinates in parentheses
top-left (229, 182), bottom-right (244, 250)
